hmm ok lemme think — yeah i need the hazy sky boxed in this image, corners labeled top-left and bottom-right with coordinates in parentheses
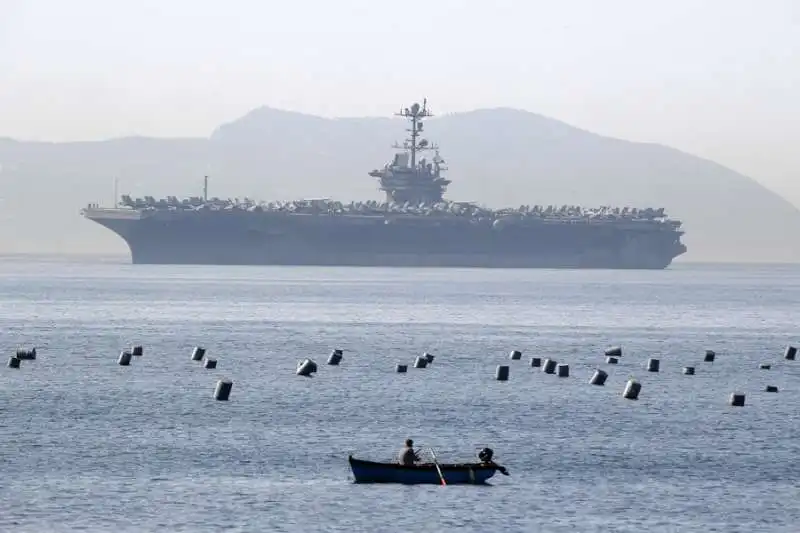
top-left (1, 0), bottom-right (798, 203)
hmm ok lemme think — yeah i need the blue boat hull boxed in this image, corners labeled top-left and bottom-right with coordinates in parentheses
top-left (348, 455), bottom-right (505, 484)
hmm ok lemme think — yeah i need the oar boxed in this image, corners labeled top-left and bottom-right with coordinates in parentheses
top-left (429, 448), bottom-right (447, 486)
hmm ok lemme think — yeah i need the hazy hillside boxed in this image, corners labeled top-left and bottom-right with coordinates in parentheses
top-left (1, 106), bottom-right (798, 263)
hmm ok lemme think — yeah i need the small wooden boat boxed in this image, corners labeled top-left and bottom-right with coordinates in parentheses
top-left (348, 455), bottom-right (509, 485)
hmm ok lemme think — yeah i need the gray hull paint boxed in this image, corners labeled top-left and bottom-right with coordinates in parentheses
top-left (85, 212), bottom-right (686, 269)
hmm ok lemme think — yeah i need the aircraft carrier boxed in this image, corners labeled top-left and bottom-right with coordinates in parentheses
top-left (81, 100), bottom-right (687, 269)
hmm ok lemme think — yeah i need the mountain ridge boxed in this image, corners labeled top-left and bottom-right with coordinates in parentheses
top-left (0, 105), bottom-right (797, 263)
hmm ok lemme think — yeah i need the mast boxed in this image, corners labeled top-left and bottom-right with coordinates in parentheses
top-left (394, 98), bottom-right (437, 168)
top-left (203, 175), bottom-right (208, 202)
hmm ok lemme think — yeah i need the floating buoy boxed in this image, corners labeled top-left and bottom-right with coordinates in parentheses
top-left (191, 347), bottom-right (205, 361)
top-left (606, 357), bottom-right (618, 365)
top-left (704, 350), bottom-right (715, 363)
top-left (7, 356), bottom-right (20, 369)
top-left (604, 346), bottom-right (622, 357)
top-left (589, 369), bottom-right (607, 386)
top-left (509, 350), bottom-right (522, 361)
top-left (327, 349), bottom-right (343, 365)
top-left (542, 359), bottom-right (557, 374)
top-left (765, 385), bottom-right (779, 393)
top-left (729, 393), bottom-right (745, 407)
top-left (15, 348), bottom-right (36, 360)
top-left (784, 346), bottom-right (797, 361)
top-left (413, 356), bottom-right (428, 369)
top-left (495, 365), bottom-right (509, 381)
top-left (623, 379), bottom-right (641, 400)
top-left (214, 380), bottom-right (232, 401)
top-left (682, 366), bottom-right (695, 375)
top-left (424, 352), bottom-right (435, 364)
top-left (646, 358), bottom-right (660, 372)
top-left (395, 364), bottom-right (408, 373)
top-left (131, 345), bottom-right (143, 357)
top-left (117, 351), bottom-right (132, 366)
top-left (296, 359), bottom-right (318, 377)
top-left (759, 363), bottom-right (771, 370)
top-left (204, 359), bottom-right (217, 369)
top-left (530, 357), bottom-right (542, 367)
top-left (556, 364), bottom-right (569, 377)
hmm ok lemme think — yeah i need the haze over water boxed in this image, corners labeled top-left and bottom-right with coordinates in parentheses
top-left (1, 259), bottom-right (799, 532)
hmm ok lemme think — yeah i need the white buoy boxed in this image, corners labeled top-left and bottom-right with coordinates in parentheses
top-left (495, 365), bottom-right (509, 381)
top-left (396, 364), bottom-right (408, 373)
top-left (556, 364), bottom-right (569, 377)
top-left (131, 345), bottom-right (143, 356)
top-left (7, 356), bottom-right (20, 369)
top-left (117, 351), bottom-right (132, 366)
top-left (784, 346), bottom-right (797, 361)
top-left (683, 366), bottom-right (695, 375)
top-left (214, 380), bottom-right (232, 401)
top-left (704, 350), bottom-right (715, 362)
top-left (623, 379), bottom-right (641, 400)
top-left (413, 357), bottom-right (428, 369)
top-left (589, 369), bottom-right (607, 386)
top-left (509, 350), bottom-right (522, 361)
top-left (424, 352), bottom-right (435, 364)
top-left (204, 359), bottom-right (217, 369)
top-left (542, 359), bottom-right (557, 374)
top-left (530, 357), bottom-right (542, 367)
top-left (296, 359), bottom-right (318, 377)
top-left (327, 349), bottom-right (343, 365)
top-left (729, 393), bottom-right (745, 407)
top-left (191, 347), bottom-right (206, 361)
top-left (765, 385), bottom-right (779, 393)
top-left (606, 357), bottom-right (618, 365)
top-left (646, 358), bottom-right (660, 372)
top-left (604, 346), bottom-right (622, 357)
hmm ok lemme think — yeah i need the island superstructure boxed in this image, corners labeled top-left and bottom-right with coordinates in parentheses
top-left (81, 100), bottom-right (687, 269)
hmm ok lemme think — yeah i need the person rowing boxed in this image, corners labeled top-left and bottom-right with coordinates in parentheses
top-left (398, 438), bottom-right (422, 465)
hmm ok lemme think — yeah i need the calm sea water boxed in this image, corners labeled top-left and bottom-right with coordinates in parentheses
top-left (1, 259), bottom-right (800, 532)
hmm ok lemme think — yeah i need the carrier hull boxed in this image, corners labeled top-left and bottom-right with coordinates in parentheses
top-left (84, 210), bottom-right (686, 269)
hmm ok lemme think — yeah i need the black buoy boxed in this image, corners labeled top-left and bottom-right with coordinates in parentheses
top-left (765, 385), bottom-right (779, 393)
top-left (203, 358), bottom-right (217, 369)
top-left (784, 346), bottom-right (797, 361)
top-left (556, 364), bottom-right (569, 377)
top-left (759, 363), bottom-right (771, 370)
top-left (327, 349), bottom-right (343, 365)
top-left (395, 364), bottom-right (408, 373)
top-left (191, 347), bottom-right (206, 361)
top-left (423, 352), bottom-right (435, 364)
top-left (296, 359), bottom-right (318, 377)
top-left (646, 358), bottom-right (660, 372)
top-left (606, 357), bottom-right (619, 365)
top-left (495, 365), bottom-right (509, 381)
top-left (623, 379), bottom-right (641, 400)
top-left (509, 350), bottom-right (522, 361)
top-left (604, 346), bottom-right (622, 357)
top-left (589, 369), bottom-right (607, 386)
top-left (7, 356), bottom-right (20, 369)
top-left (704, 350), bottom-right (715, 363)
top-left (214, 380), bottom-right (232, 401)
top-left (117, 351), bottom-right (132, 366)
top-left (542, 359), bottom-right (557, 374)
top-left (413, 357), bottom-right (428, 369)
top-left (131, 345), bottom-right (143, 356)
top-left (729, 393), bottom-right (745, 407)
top-left (530, 357), bottom-right (542, 367)
top-left (682, 366), bottom-right (695, 375)
top-left (16, 348), bottom-right (36, 360)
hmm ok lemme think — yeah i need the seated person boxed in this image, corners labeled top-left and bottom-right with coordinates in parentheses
top-left (398, 438), bottom-right (421, 465)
